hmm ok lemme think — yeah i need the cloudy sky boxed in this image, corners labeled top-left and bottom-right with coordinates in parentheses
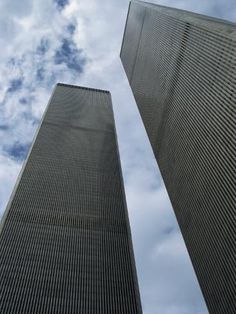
top-left (0, 0), bottom-right (235, 313)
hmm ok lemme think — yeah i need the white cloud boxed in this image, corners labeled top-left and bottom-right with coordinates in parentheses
top-left (0, 154), bottom-right (22, 218)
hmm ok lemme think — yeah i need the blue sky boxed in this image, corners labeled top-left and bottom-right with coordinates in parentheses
top-left (0, 0), bottom-right (235, 313)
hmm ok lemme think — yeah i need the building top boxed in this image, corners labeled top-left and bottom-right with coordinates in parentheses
top-left (57, 82), bottom-right (110, 94)
top-left (132, 0), bottom-right (236, 39)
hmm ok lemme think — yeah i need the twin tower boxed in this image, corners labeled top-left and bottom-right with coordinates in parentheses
top-left (0, 1), bottom-right (235, 313)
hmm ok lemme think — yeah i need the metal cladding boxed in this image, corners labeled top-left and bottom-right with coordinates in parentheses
top-left (0, 83), bottom-right (142, 313)
top-left (121, 1), bottom-right (236, 313)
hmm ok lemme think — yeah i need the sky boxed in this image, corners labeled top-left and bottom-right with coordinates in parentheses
top-left (0, 0), bottom-right (235, 313)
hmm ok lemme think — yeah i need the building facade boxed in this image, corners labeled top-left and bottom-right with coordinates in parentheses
top-left (0, 83), bottom-right (142, 313)
top-left (121, 1), bottom-right (236, 313)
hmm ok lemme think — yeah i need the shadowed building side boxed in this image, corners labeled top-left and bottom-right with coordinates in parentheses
top-left (0, 83), bottom-right (142, 313)
top-left (121, 1), bottom-right (236, 313)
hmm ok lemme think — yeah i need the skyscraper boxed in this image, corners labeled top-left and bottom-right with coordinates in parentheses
top-left (121, 1), bottom-right (236, 313)
top-left (0, 83), bottom-right (142, 313)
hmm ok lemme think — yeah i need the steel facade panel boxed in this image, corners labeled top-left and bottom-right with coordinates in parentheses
top-left (0, 83), bottom-right (142, 313)
top-left (121, 1), bottom-right (236, 313)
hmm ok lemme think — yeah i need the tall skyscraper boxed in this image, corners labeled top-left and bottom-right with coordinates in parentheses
top-left (121, 1), bottom-right (236, 313)
top-left (0, 83), bottom-right (142, 313)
